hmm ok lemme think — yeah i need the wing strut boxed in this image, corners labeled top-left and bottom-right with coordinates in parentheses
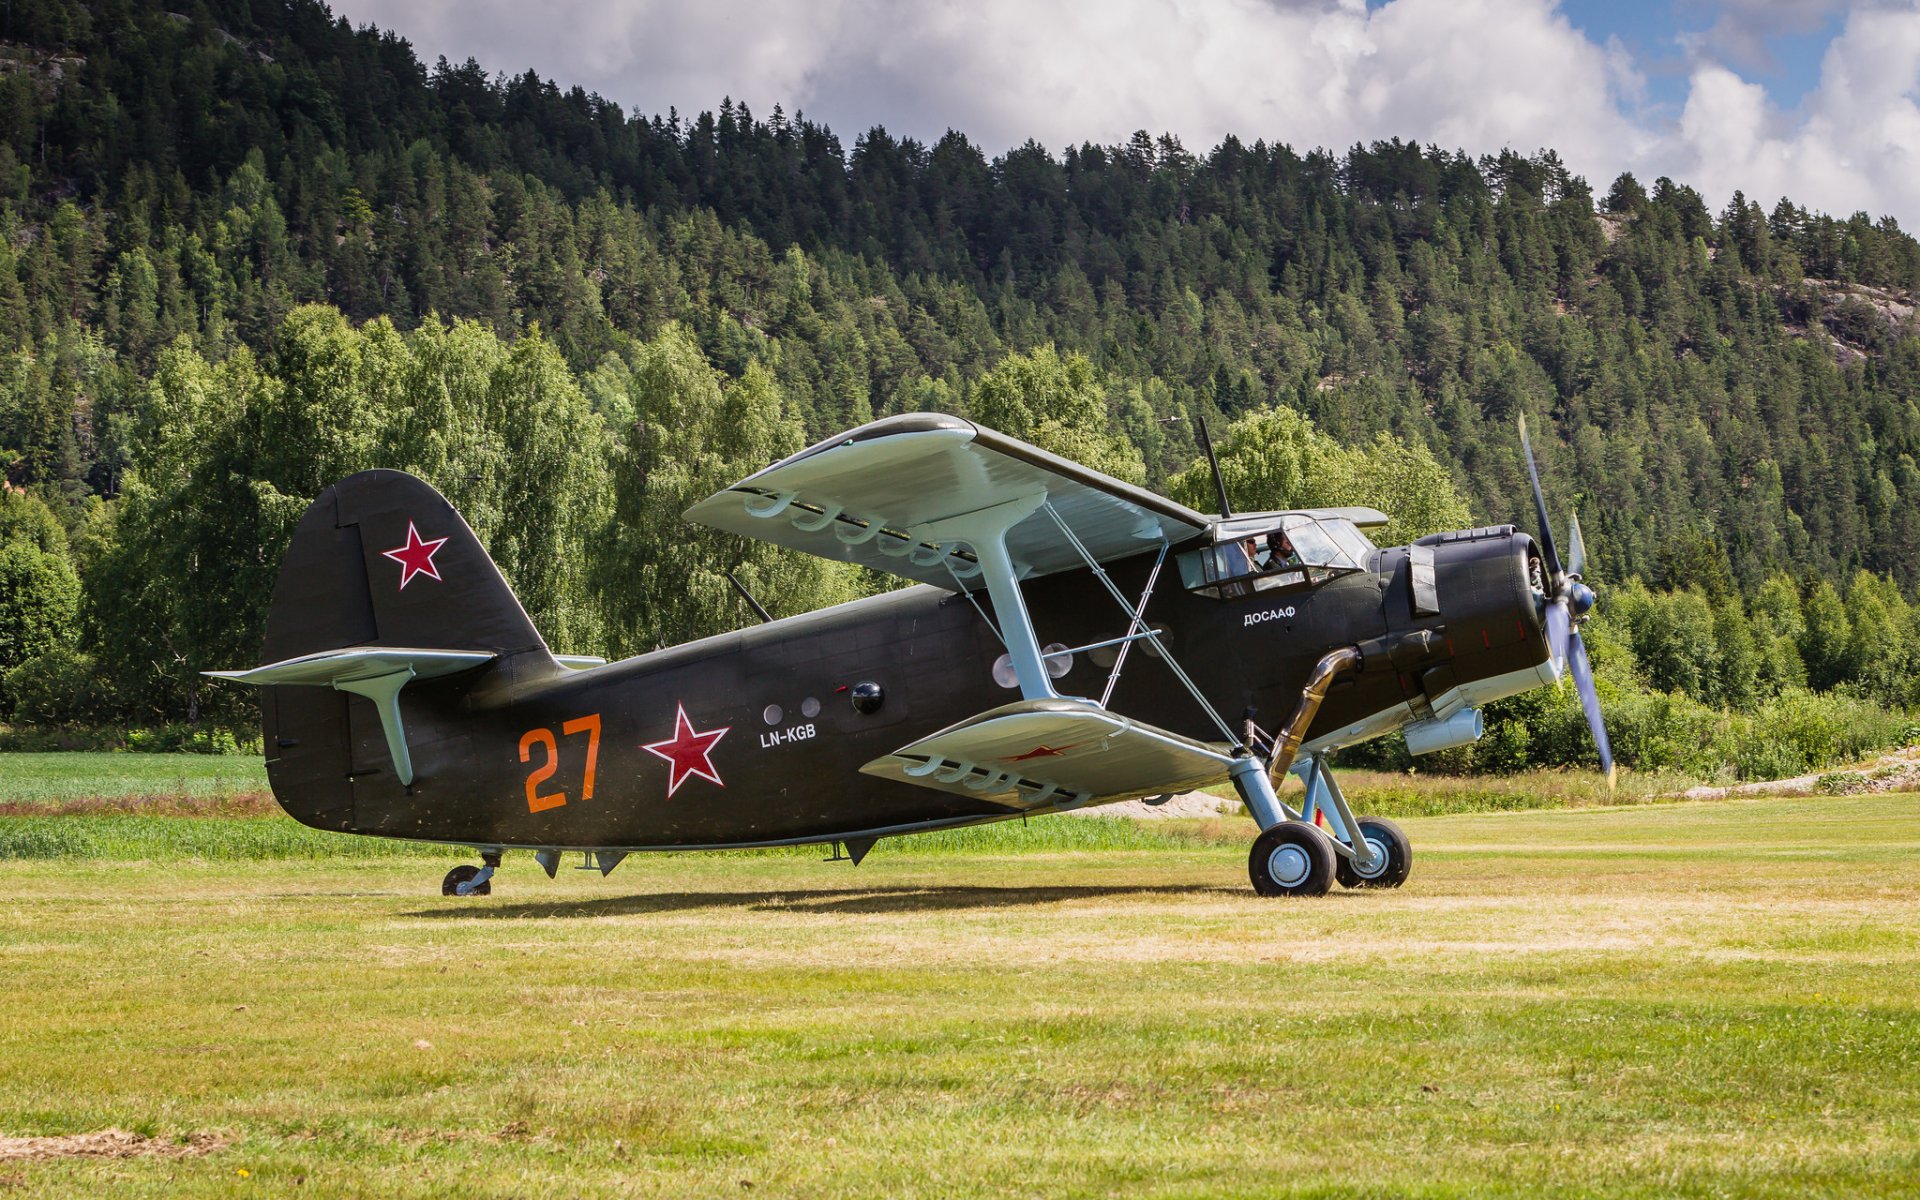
top-left (1040, 502), bottom-right (1241, 747)
top-left (1098, 540), bottom-right (1167, 708)
top-left (909, 492), bottom-right (1055, 698)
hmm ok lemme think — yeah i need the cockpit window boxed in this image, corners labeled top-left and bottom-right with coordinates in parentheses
top-left (1176, 513), bottom-right (1375, 600)
top-left (1279, 515), bottom-right (1358, 571)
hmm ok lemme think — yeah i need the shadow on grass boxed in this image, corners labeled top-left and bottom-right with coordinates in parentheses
top-left (405, 882), bottom-right (1238, 919)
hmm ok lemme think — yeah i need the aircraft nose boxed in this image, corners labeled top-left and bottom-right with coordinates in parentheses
top-left (1568, 580), bottom-right (1596, 620)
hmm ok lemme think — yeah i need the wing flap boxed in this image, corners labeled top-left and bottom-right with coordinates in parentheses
top-left (860, 699), bottom-right (1235, 811)
top-left (684, 415), bottom-right (1209, 589)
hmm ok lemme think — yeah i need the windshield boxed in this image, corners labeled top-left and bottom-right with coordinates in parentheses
top-left (1299, 515), bottom-right (1377, 569)
top-left (1279, 515), bottom-right (1357, 570)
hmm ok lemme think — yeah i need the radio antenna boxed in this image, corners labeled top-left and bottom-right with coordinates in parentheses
top-left (1196, 413), bottom-right (1232, 518)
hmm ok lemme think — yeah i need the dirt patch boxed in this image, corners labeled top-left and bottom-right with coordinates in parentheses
top-left (1674, 748), bottom-right (1920, 802)
top-left (0, 1129), bottom-right (229, 1162)
top-left (1063, 791), bottom-right (1240, 819)
top-left (0, 792), bottom-right (277, 818)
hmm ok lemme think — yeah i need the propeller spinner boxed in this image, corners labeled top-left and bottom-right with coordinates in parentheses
top-left (1518, 415), bottom-right (1615, 787)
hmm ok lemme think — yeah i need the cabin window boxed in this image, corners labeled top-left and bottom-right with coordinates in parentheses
top-left (1176, 514), bottom-right (1375, 600)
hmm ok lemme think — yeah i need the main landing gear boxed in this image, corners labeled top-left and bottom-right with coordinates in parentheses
top-left (442, 850), bottom-right (501, 896)
top-left (1230, 754), bottom-right (1412, 897)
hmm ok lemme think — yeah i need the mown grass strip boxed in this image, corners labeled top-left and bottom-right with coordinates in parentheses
top-left (0, 751), bottom-right (267, 805)
top-left (0, 815), bottom-right (451, 861)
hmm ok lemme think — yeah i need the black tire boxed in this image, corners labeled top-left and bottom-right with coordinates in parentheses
top-left (1334, 816), bottom-right (1412, 889)
top-left (442, 864), bottom-right (490, 897)
top-left (1248, 820), bottom-right (1336, 897)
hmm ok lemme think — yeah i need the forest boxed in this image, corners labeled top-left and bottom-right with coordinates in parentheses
top-left (2, 0), bottom-right (1919, 778)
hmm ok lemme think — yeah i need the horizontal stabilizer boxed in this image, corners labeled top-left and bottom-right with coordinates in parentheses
top-left (685, 414), bottom-right (1209, 590)
top-left (205, 647), bottom-right (495, 687)
top-left (206, 647), bottom-right (495, 786)
top-left (861, 699), bottom-right (1235, 811)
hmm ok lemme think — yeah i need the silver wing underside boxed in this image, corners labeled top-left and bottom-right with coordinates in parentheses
top-left (861, 698), bottom-right (1236, 812)
top-left (684, 414), bottom-right (1211, 590)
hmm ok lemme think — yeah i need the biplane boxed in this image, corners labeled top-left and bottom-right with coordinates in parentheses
top-left (211, 414), bottom-right (1609, 897)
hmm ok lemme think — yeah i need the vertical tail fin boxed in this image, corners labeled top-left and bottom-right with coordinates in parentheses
top-left (245, 470), bottom-right (550, 831)
top-left (262, 469), bottom-right (549, 662)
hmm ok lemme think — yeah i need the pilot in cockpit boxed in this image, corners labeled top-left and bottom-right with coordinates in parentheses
top-left (1267, 530), bottom-right (1301, 568)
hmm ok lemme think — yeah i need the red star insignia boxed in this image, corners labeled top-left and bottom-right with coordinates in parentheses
top-left (643, 703), bottom-right (731, 797)
top-left (1006, 743), bottom-right (1078, 762)
top-left (381, 521), bottom-right (449, 590)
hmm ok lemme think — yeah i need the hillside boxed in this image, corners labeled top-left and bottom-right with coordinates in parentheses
top-left (0, 0), bottom-right (1918, 758)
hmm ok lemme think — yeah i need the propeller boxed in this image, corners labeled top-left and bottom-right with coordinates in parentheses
top-left (1518, 415), bottom-right (1614, 787)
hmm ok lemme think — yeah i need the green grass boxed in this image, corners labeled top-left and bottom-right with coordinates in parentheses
top-left (0, 812), bottom-right (1230, 861)
top-left (0, 752), bottom-right (267, 806)
top-left (1251, 765), bottom-right (1732, 818)
top-left (3, 795), bottom-right (1919, 1196)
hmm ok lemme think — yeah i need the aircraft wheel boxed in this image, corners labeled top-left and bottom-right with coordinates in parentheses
top-left (1334, 816), bottom-right (1412, 889)
top-left (442, 864), bottom-right (490, 897)
top-left (1248, 820), bottom-right (1335, 897)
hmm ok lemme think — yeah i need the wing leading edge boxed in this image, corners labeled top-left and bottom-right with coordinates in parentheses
top-left (860, 698), bottom-right (1236, 811)
top-left (683, 414), bottom-right (1210, 590)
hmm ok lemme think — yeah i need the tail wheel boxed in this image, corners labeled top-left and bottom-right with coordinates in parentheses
top-left (442, 864), bottom-right (490, 897)
top-left (1334, 816), bottom-right (1412, 889)
top-left (1249, 820), bottom-right (1336, 897)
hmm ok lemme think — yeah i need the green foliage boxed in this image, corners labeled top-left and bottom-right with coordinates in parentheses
top-left (84, 310), bottom-right (618, 718)
top-left (3, 645), bottom-right (106, 725)
top-left (1166, 405), bottom-right (1470, 543)
top-left (0, 535), bottom-right (78, 683)
top-left (0, 488), bottom-right (66, 552)
top-left (966, 345), bottom-right (1145, 483)
top-left (592, 324), bottom-right (863, 655)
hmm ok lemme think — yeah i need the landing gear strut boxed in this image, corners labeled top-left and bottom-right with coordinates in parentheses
top-left (442, 850), bottom-right (501, 896)
top-left (1229, 736), bottom-right (1415, 896)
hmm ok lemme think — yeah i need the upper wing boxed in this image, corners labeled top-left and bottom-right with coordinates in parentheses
top-left (859, 698), bottom-right (1235, 811)
top-left (683, 414), bottom-right (1210, 590)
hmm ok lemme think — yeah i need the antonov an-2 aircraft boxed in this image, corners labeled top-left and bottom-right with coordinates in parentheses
top-left (211, 413), bottom-right (1610, 897)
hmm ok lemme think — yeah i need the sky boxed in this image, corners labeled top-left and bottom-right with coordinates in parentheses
top-left (328, 0), bottom-right (1920, 227)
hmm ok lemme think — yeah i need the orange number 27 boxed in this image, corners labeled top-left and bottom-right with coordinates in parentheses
top-left (519, 713), bottom-right (601, 813)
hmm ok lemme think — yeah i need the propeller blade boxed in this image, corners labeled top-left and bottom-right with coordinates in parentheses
top-left (1518, 414), bottom-right (1563, 581)
top-left (1545, 594), bottom-right (1570, 669)
top-left (1567, 626), bottom-right (1614, 784)
top-left (1567, 511), bottom-right (1587, 580)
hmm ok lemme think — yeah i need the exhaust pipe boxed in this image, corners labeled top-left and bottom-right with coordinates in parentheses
top-left (1265, 645), bottom-right (1361, 789)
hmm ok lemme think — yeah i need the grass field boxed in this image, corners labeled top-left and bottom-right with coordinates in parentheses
top-left (0, 748), bottom-right (1710, 819)
top-left (3, 795), bottom-right (1918, 1197)
top-left (0, 752), bottom-right (267, 808)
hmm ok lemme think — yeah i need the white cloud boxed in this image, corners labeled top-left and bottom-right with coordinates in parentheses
top-left (333, 0), bottom-right (1920, 228)
top-left (1666, 5), bottom-right (1920, 221)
